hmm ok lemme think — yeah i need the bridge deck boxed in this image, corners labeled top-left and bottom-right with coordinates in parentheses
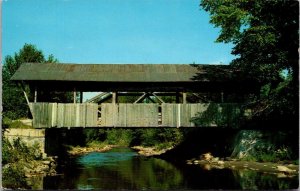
top-left (30, 103), bottom-right (243, 128)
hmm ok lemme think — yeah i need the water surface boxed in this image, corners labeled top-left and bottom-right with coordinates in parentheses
top-left (43, 147), bottom-right (298, 190)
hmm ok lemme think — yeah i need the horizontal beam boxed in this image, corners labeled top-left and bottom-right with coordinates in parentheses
top-left (26, 81), bottom-right (260, 93)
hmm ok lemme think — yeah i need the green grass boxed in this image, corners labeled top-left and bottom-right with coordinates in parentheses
top-left (3, 117), bottom-right (32, 129)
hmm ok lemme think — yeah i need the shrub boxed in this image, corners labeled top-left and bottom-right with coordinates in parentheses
top-left (106, 129), bottom-right (133, 146)
top-left (2, 137), bottom-right (43, 189)
top-left (2, 137), bottom-right (42, 165)
top-left (2, 163), bottom-right (28, 189)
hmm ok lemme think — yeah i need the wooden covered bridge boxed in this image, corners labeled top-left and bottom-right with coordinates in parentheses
top-left (11, 63), bottom-right (258, 128)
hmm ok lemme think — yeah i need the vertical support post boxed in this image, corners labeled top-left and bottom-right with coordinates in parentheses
top-left (112, 92), bottom-right (117, 127)
top-left (23, 90), bottom-right (30, 106)
top-left (73, 88), bottom-right (76, 103)
top-left (19, 82), bottom-right (33, 116)
top-left (19, 83), bottom-right (30, 105)
top-left (177, 104), bottom-right (181, 128)
top-left (34, 86), bottom-right (37, 103)
top-left (80, 92), bottom-right (83, 103)
top-left (112, 92), bottom-right (117, 104)
top-left (182, 92), bottom-right (187, 104)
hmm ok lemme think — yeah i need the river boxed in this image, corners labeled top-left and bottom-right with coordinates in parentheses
top-left (42, 147), bottom-right (298, 190)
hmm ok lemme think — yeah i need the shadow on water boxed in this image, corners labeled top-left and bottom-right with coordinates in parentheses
top-left (42, 147), bottom-right (298, 190)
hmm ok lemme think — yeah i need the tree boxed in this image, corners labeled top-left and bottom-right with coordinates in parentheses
top-left (199, 0), bottom-right (299, 126)
top-left (2, 44), bottom-right (67, 119)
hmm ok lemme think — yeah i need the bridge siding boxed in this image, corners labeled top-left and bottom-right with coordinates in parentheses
top-left (101, 104), bottom-right (158, 127)
top-left (32, 103), bottom-right (98, 128)
top-left (161, 104), bottom-right (210, 127)
top-left (30, 103), bottom-right (241, 128)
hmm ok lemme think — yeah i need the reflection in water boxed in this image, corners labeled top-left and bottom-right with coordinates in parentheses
top-left (42, 148), bottom-right (298, 190)
top-left (44, 148), bottom-right (185, 190)
top-left (233, 169), bottom-right (298, 190)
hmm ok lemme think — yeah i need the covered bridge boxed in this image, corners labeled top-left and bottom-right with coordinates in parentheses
top-left (11, 63), bottom-right (258, 128)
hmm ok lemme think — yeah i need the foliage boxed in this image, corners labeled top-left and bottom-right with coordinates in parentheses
top-left (3, 44), bottom-right (52, 119)
top-left (2, 137), bottom-right (42, 165)
top-left (131, 128), bottom-right (183, 149)
top-left (242, 146), bottom-right (293, 163)
top-left (82, 128), bottom-right (183, 150)
top-left (191, 103), bottom-right (243, 128)
top-left (201, 0), bottom-right (298, 82)
top-left (2, 43), bottom-right (72, 121)
top-left (84, 129), bottom-right (107, 142)
top-left (106, 129), bottom-right (133, 146)
top-left (231, 130), bottom-right (296, 162)
top-left (2, 137), bottom-right (43, 189)
top-left (86, 140), bottom-right (108, 149)
top-left (2, 163), bottom-right (29, 189)
top-left (199, 0), bottom-right (299, 126)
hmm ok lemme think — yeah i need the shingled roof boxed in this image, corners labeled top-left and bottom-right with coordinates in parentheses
top-left (11, 63), bottom-right (202, 82)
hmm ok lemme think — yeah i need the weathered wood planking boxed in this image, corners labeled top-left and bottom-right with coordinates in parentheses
top-left (161, 103), bottom-right (211, 127)
top-left (101, 103), bottom-right (117, 127)
top-left (86, 103), bottom-right (98, 127)
top-left (100, 104), bottom-right (158, 127)
top-left (32, 103), bottom-right (241, 128)
top-left (32, 103), bottom-right (53, 128)
top-left (31, 103), bottom-right (98, 128)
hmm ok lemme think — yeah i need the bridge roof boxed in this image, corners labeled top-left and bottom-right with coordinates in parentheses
top-left (12, 63), bottom-right (203, 82)
top-left (11, 63), bottom-right (257, 92)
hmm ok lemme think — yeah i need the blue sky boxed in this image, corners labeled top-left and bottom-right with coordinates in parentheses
top-left (3, 0), bottom-right (235, 65)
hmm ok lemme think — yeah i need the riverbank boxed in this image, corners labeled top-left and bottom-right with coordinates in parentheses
top-left (131, 146), bottom-right (173, 156)
top-left (132, 146), bottom-right (299, 176)
top-left (68, 145), bottom-right (118, 156)
top-left (186, 155), bottom-right (299, 177)
top-left (68, 144), bottom-right (172, 156)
